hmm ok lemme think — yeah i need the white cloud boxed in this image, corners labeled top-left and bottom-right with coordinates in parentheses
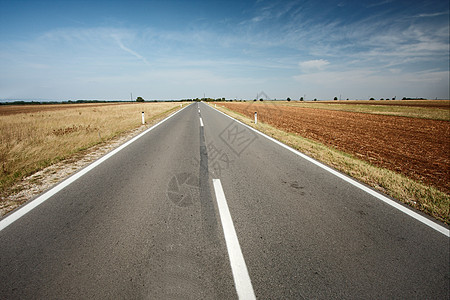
top-left (414, 12), bottom-right (448, 18)
top-left (111, 34), bottom-right (150, 66)
top-left (299, 59), bottom-right (330, 71)
top-left (366, 0), bottom-right (393, 8)
top-left (293, 69), bottom-right (449, 99)
top-left (251, 16), bottom-right (263, 23)
top-left (389, 68), bottom-right (402, 74)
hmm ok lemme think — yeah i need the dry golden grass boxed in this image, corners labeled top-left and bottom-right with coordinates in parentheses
top-left (0, 102), bottom-right (182, 195)
top-left (213, 104), bottom-right (449, 224)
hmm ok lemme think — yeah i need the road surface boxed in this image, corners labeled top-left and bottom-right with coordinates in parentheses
top-left (1, 102), bottom-right (448, 299)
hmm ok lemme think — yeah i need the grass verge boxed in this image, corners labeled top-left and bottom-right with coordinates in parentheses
top-left (213, 105), bottom-right (449, 225)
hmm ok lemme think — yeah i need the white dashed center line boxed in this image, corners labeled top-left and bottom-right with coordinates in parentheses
top-left (212, 179), bottom-right (256, 300)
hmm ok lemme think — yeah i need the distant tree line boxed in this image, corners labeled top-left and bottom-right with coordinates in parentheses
top-left (181, 98), bottom-right (230, 102)
top-left (2, 96), bottom-right (431, 106)
top-left (402, 97), bottom-right (427, 100)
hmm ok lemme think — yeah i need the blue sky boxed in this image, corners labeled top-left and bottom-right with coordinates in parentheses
top-left (0, 0), bottom-right (449, 100)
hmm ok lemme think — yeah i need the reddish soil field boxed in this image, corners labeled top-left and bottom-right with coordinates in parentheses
top-left (221, 102), bottom-right (450, 194)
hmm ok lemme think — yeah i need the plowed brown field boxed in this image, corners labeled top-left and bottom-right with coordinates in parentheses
top-left (221, 102), bottom-right (450, 194)
top-left (320, 100), bottom-right (450, 109)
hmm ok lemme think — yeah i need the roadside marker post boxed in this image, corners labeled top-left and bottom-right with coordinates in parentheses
top-left (254, 112), bottom-right (257, 124)
top-left (141, 111), bottom-right (145, 125)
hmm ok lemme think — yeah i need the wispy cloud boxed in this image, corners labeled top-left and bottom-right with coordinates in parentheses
top-left (366, 0), bottom-right (393, 8)
top-left (299, 59), bottom-right (330, 71)
top-left (414, 11), bottom-right (449, 18)
top-left (111, 34), bottom-right (150, 66)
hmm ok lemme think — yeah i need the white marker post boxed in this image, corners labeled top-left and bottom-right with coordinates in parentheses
top-left (254, 112), bottom-right (257, 124)
top-left (141, 111), bottom-right (145, 125)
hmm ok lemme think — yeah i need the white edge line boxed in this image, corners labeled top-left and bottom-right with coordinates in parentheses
top-left (199, 117), bottom-right (204, 127)
top-left (0, 104), bottom-right (191, 232)
top-left (208, 104), bottom-right (450, 237)
top-left (212, 179), bottom-right (256, 300)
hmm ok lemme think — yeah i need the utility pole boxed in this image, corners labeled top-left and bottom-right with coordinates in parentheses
top-left (131, 92), bottom-right (133, 102)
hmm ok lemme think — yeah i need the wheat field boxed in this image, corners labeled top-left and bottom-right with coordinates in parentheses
top-left (0, 102), bottom-right (182, 195)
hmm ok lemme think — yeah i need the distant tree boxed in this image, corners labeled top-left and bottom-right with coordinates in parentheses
top-left (392, 97), bottom-right (396, 100)
top-left (259, 98), bottom-right (263, 101)
top-left (254, 99), bottom-right (257, 101)
top-left (287, 97), bottom-right (291, 101)
top-left (300, 97), bottom-right (304, 101)
top-left (369, 97), bottom-right (375, 100)
top-left (136, 97), bottom-right (144, 102)
top-left (334, 97), bottom-right (338, 100)
top-left (313, 98), bottom-right (317, 101)
top-left (380, 98), bottom-right (384, 100)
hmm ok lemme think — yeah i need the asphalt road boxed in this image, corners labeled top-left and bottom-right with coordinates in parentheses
top-left (1, 102), bottom-right (448, 299)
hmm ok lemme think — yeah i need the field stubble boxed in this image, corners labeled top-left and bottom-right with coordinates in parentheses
top-left (278, 100), bottom-right (450, 121)
top-left (0, 102), bottom-right (182, 210)
top-left (215, 101), bottom-right (449, 224)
